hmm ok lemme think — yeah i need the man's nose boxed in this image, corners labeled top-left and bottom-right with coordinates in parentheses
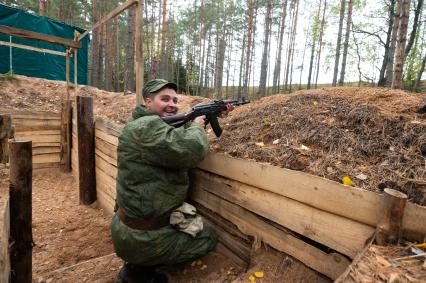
top-left (168, 100), bottom-right (177, 107)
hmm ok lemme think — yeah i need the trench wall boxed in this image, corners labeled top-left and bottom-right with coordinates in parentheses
top-left (69, 116), bottom-right (426, 280)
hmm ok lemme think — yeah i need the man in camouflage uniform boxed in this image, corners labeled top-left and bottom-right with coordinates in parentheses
top-left (111, 79), bottom-right (217, 283)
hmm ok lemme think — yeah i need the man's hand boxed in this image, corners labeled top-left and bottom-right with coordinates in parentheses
top-left (193, 115), bottom-right (206, 127)
top-left (219, 103), bottom-right (235, 118)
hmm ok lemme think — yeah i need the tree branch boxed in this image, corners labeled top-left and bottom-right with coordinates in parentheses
top-left (352, 29), bottom-right (386, 46)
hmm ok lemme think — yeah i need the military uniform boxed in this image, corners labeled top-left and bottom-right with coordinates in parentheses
top-left (111, 104), bottom-right (217, 267)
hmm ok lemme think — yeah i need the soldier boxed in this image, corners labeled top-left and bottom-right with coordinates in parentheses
top-left (112, 79), bottom-right (221, 283)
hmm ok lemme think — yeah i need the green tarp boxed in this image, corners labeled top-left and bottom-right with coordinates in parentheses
top-left (0, 4), bottom-right (89, 84)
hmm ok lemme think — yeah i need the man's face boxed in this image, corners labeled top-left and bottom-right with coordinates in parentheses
top-left (145, 87), bottom-right (179, 117)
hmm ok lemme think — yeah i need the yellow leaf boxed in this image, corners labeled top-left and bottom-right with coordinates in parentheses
top-left (249, 275), bottom-right (255, 282)
top-left (272, 139), bottom-right (280, 145)
top-left (342, 176), bottom-right (354, 186)
top-left (254, 271), bottom-right (264, 278)
top-left (255, 142), bottom-right (265, 147)
top-left (415, 243), bottom-right (426, 248)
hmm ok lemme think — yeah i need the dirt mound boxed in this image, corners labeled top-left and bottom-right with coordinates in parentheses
top-left (0, 75), bottom-right (210, 123)
top-left (210, 87), bottom-right (426, 204)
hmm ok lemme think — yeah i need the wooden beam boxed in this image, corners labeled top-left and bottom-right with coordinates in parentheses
top-left (135, 0), bottom-right (144, 105)
top-left (0, 114), bottom-right (12, 164)
top-left (376, 188), bottom-right (407, 245)
top-left (78, 0), bottom-right (138, 41)
top-left (9, 141), bottom-right (32, 283)
top-left (0, 25), bottom-right (81, 49)
top-left (76, 96), bottom-right (97, 205)
top-left (191, 188), bottom-right (351, 280)
top-left (192, 169), bottom-right (374, 258)
top-left (0, 40), bottom-right (69, 57)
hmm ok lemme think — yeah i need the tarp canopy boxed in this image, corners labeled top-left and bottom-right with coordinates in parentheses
top-left (0, 4), bottom-right (89, 84)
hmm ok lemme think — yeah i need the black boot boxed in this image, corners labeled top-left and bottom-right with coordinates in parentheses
top-left (115, 263), bottom-right (168, 283)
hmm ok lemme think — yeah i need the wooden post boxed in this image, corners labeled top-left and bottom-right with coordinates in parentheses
top-left (74, 49), bottom-right (78, 94)
top-left (76, 96), bottom-right (96, 205)
top-left (9, 141), bottom-right (32, 283)
top-left (60, 52), bottom-right (72, 172)
top-left (0, 114), bottom-right (12, 164)
top-left (376, 188), bottom-right (408, 245)
top-left (135, 0), bottom-right (144, 106)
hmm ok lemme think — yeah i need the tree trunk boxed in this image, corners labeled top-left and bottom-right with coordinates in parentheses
top-left (90, 0), bottom-right (100, 87)
top-left (243, 0), bottom-right (255, 97)
top-left (299, 22), bottom-right (311, 89)
top-left (414, 52), bottom-right (426, 90)
top-left (214, 38), bottom-right (226, 99)
top-left (405, 0), bottom-right (424, 57)
top-left (338, 0), bottom-right (353, 86)
top-left (288, 0), bottom-right (300, 92)
top-left (124, 6), bottom-right (136, 92)
top-left (307, 0), bottom-right (322, 89)
top-left (392, 0), bottom-right (410, 89)
top-left (259, 0), bottom-right (273, 98)
top-left (159, 0), bottom-right (168, 79)
top-left (105, 20), bottom-right (114, 91)
top-left (386, 0), bottom-right (401, 86)
top-left (237, 32), bottom-right (246, 99)
top-left (197, 0), bottom-right (205, 96)
top-left (204, 32), bottom-right (212, 95)
top-left (332, 0), bottom-right (346, 86)
top-left (272, 0), bottom-right (288, 95)
top-left (314, 0), bottom-right (327, 88)
top-left (378, 0), bottom-right (395, 87)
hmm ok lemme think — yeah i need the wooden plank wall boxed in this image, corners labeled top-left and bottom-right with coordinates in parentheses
top-left (11, 111), bottom-right (61, 168)
top-left (0, 196), bottom-right (10, 283)
top-left (73, 117), bottom-right (426, 280)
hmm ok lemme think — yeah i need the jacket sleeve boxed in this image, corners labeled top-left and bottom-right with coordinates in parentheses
top-left (132, 116), bottom-right (209, 169)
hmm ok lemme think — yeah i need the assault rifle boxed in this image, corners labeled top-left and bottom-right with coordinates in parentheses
top-left (162, 98), bottom-right (250, 137)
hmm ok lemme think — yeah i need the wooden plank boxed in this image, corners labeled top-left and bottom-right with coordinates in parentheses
top-left (96, 149), bottom-right (117, 167)
top-left (199, 153), bottom-right (426, 242)
top-left (33, 153), bottom-right (60, 164)
top-left (14, 130), bottom-right (60, 136)
top-left (33, 147), bottom-right (60, 155)
top-left (193, 169), bottom-right (374, 258)
top-left (6, 111), bottom-right (61, 120)
top-left (14, 134), bottom-right (61, 143)
top-left (78, 0), bottom-right (138, 41)
top-left (95, 128), bottom-right (119, 146)
top-left (199, 153), bottom-right (384, 225)
top-left (191, 189), bottom-right (351, 280)
top-left (95, 119), bottom-right (123, 137)
top-left (95, 155), bottom-right (117, 179)
top-left (13, 119), bottom-right (61, 131)
top-left (0, 25), bottom-right (81, 48)
top-left (96, 190), bottom-right (115, 215)
top-left (0, 40), bottom-right (68, 57)
top-left (95, 169), bottom-right (117, 200)
top-left (403, 203), bottom-right (426, 241)
top-left (33, 142), bottom-right (61, 148)
top-left (95, 137), bottom-right (118, 161)
top-left (0, 197), bottom-right (10, 283)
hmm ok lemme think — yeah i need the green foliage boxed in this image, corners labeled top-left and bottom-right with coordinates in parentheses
top-left (0, 70), bottom-right (19, 88)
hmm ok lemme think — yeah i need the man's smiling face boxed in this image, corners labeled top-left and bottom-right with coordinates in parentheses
top-left (145, 87), bottom-right (179, 117)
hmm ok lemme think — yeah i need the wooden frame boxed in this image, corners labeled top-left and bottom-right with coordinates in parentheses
top-left (0, 25), bottom-right (81, 49)
top-left (0, 40), bottom-right (69, 57)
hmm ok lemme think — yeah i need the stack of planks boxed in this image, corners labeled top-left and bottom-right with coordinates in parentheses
top-left (70, 117), bottom-right (426, 281)
top-left (12, 111), bottom-right (61, 168)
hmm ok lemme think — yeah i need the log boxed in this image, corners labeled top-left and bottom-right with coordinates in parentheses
top-left (191, 188), bottom-right (351, 280)
top-left (12, 119), bottom-right (61, 131)
top-left (0, 114), bottom-right (12, 163)
top-left (95, 137), bottom-right (118, 161)
top-left (9, 141), bottom-right (32, 283)
top-left (0, 196), bottom-right (10, 283)
top-left (192, 169), bottom-right (374, 258)
top-left (76, 96), bottom-right (96, 205)
top-left (95, 118), bottom-right (123, 137)
top-left (10, 111), bottom-right (61, 120)
top-left (376, 188), bottom-right (408, 245)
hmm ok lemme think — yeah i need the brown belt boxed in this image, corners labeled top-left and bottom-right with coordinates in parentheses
top-left (116, 208), bottom-right (170, 230)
